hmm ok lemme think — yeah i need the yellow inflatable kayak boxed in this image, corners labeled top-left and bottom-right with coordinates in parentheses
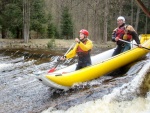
top-left (36, 34), bottom-right (150, 90)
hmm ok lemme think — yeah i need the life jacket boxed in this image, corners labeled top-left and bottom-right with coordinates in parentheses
top-left (76, 40), bottom-right (90, 57)
top-left (115, 25), bottom-right (132, 41)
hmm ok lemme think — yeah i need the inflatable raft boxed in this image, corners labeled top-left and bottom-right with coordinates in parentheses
top-left (36, 34), bottom-right (150, 90)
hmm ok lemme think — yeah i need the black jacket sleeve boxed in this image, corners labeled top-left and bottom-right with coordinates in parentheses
top-left (129, 31), bottom-right (140, 44)
top-left (112, 31), bottom-right (116, 42)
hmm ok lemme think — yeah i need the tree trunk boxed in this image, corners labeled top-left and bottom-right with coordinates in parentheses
top-left (16, 27), bottom-right (20, 39)
top-left (144, 16), bottom-right (148, 33)
top-left (135, 6), bottom-right (140, 31)
top-left (131, 0), bottom-right (133, 26)
top-left (135, 0), bottom-right (150, 18)
top-left (103, 0), bottom-right (108, 43)
top-left (118, 0), bottom-right (124, 15)
top-left (23, 0), bottom-right (30, 43)
top-left (2, 28), bottom-right (7, 39)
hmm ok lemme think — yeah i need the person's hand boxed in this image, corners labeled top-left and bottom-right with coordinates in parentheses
top-left (138, 44), bottom-right (142, 48)
top-left (75, 38), bottom-right (80, 43)
top-left (115, 37), bottom-right (120, 41)
top-left (60, 56), bottom-right (66, 61)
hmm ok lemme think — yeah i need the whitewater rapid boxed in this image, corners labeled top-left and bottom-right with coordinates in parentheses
top-left (0, 49), bottom-right (150, 113)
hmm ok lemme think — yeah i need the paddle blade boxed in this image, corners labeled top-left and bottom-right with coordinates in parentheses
top-left (48, 68), bottom-right (56, 73)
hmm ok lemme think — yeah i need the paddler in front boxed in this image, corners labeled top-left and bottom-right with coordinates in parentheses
top-left (60, 29), bottom-right (93, 70)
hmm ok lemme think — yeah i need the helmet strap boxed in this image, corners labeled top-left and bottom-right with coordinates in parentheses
top-left (80, 36), bottom-right (87, 42)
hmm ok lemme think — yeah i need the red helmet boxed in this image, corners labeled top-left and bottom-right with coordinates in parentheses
top-left (79, 29), bottom-right (89, 36)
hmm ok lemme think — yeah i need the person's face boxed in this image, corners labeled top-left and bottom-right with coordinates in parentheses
top-left (79, 33), bottom-right (85, 39)
top-left (117, 19), bottom-right (124, 27)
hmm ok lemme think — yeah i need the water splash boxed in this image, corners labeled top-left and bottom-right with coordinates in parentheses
top-left (103, 60), bottom-right (150, 102)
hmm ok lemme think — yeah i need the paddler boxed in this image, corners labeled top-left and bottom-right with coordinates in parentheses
top-left (112, 16), bottom-right (142, 56)
top-left (60, 29), bottom-right (93, 70)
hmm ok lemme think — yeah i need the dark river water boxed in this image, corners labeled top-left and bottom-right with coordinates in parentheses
top-left (0, 48), bottom-right (150, 113)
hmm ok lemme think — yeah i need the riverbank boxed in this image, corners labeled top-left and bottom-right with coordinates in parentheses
top-left (0, 39), bottom-right (116, 54)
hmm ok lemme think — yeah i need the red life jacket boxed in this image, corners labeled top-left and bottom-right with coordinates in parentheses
top-left (116, 25), bottom-right (132, 41)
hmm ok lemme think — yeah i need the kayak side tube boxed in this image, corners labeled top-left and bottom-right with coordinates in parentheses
top-left (36, 74), bottom-right (69, 90)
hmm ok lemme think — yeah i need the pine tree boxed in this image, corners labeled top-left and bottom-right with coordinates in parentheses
top-left (47, 23), bottom-right (55, 38)
top-left (60, 6), bottom-right (73, 39)
top-left (0, 0), bottom-right (22, 38)
top-left (30, 0), bottom-right (47, 38)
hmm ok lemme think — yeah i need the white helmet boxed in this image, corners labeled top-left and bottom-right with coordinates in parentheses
top-left (117, 16), bottom-right (125, 23)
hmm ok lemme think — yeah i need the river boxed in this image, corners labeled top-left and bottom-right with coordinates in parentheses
top-left (0, 49), bottom-right (150, 113)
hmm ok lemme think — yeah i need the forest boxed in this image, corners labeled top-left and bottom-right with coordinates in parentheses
top-left (0, 0), bottom-right (150, 44)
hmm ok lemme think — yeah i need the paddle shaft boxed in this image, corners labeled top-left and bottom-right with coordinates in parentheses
top-left (56, 43), bottom-right (75, 66)
top-left (118, 39), bottom-right (150, 50)
top-left (64, 43), bottom-right (75, 56)
top-left (48, 43), bottom-right (75, 73)
top-left (54, 43), bottom-right (74, 68)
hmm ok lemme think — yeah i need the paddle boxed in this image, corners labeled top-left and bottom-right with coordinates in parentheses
top-left (118, 39), bottom-right (150, 50)
top-left (48, 43), bottom-right (75, 73)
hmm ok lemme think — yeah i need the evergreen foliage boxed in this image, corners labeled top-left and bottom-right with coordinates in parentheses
top-left (30, 0), bottom-right (47, 38)
top-left (47, 23), bottom-right (55, 38)
top-left (60, 7), bottom-right (73, 39)
top-left (0, 0), bottom-right (150, 41)
top-left (0, 0), bottom-right (22, 38)
top-left (47, 13), bottom-right (60, 39)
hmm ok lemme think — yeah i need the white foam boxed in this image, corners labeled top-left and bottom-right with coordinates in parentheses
top-left (0, 63), bottom-right (13, 70)
top-left (42, 91), bottom-right (150, 113)
top-left (103, 60), bottom-right (150, 102)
